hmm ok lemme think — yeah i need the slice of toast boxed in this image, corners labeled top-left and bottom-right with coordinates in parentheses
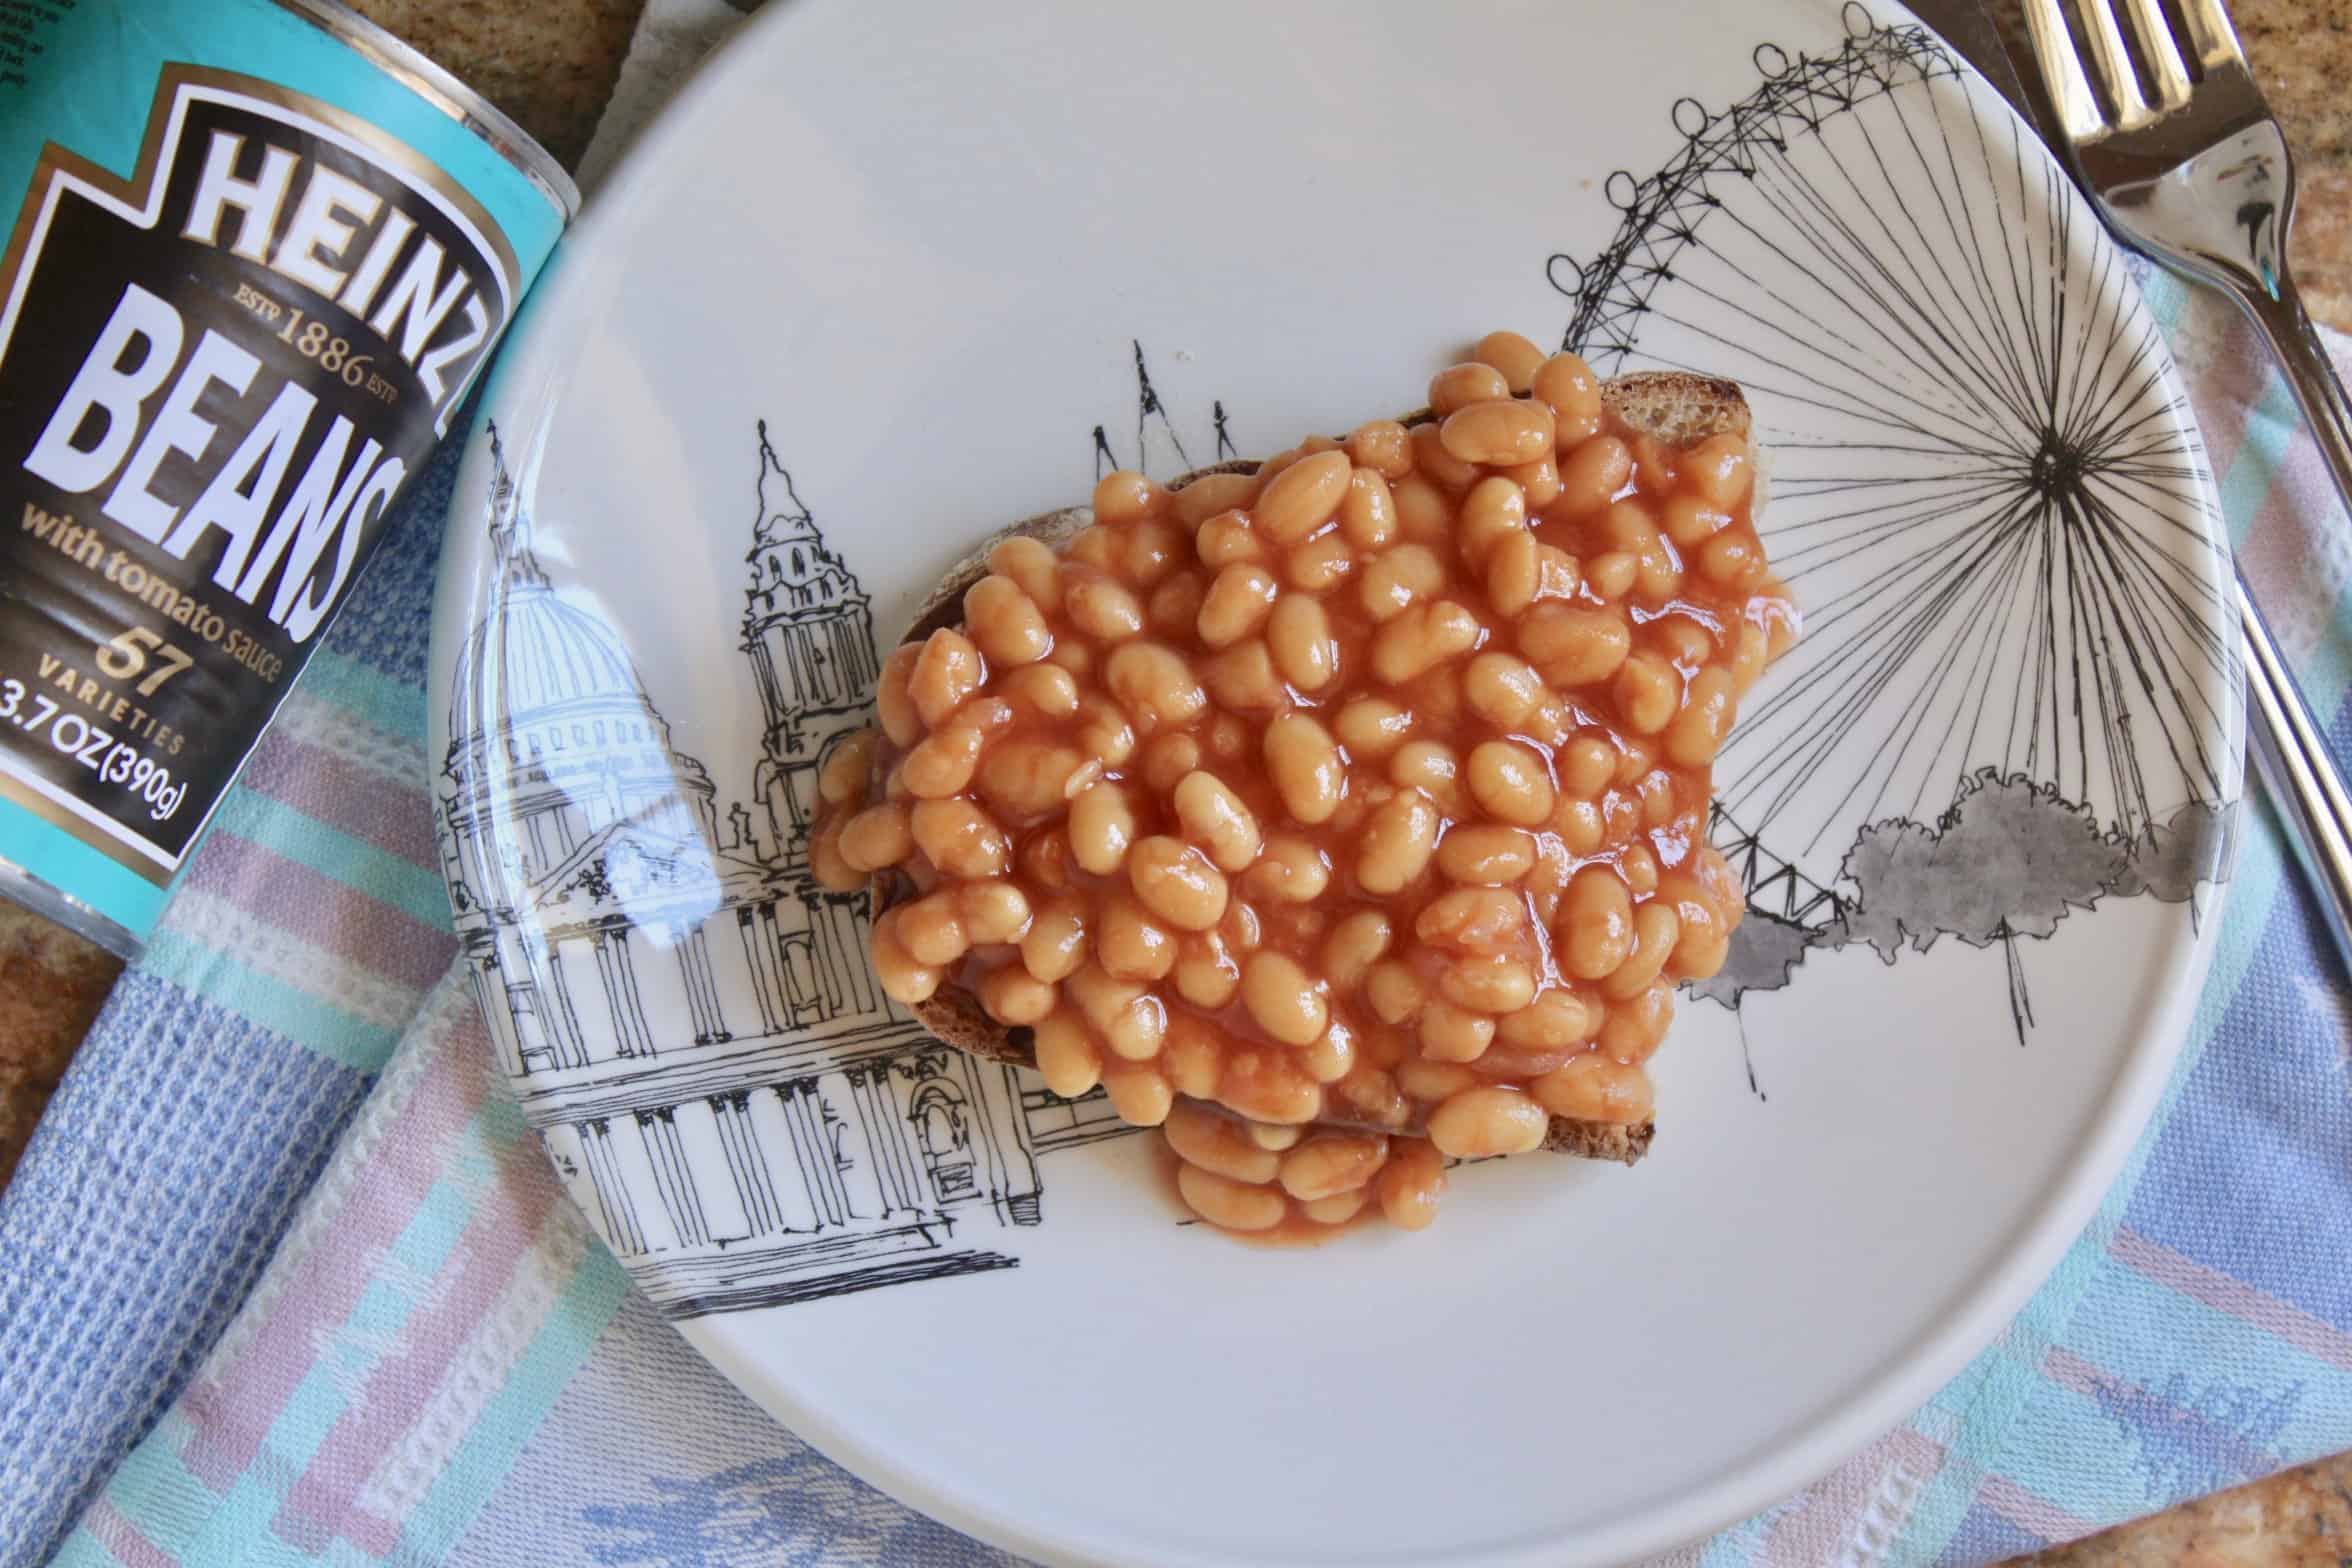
top-left (887, 371), bottom-right (1753, 1166)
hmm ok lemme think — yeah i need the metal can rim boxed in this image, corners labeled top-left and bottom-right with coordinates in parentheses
top-left (269, 0), bottom-right (582, 221)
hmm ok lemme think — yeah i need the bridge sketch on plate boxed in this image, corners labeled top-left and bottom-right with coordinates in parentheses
top-left (1552, 6), bottom-right (2241, 1039)
top-left (438, 422), bottom-right (1128, 1320)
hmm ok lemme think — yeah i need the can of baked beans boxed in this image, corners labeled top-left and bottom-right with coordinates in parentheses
top-left (0, 0), bottom-right (574, 955)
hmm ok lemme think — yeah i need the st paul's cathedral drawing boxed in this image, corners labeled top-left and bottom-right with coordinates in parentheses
top-left (440, 423), bottom-right (1123, 1318)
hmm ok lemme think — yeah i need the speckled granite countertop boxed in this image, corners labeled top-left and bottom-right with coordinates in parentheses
top-left (4, 0), bottom-right (2350, 1560)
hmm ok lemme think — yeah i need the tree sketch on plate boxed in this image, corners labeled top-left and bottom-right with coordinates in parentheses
top-left (439, 422), bottom-right (1128, 1320)
top-left (1553, 6), bottom-right (2241, 1046)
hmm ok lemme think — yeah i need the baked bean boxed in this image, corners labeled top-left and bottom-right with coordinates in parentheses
top-left (1119, 519), bottom-right (1189, 589)
top-left (1440, 952), bottom-right (1539, 1014)
top-left (1321, 909), bottom-right (1394, 989)
top-left (1389, 740), bottom-right (1465, 815)
top-left (909, 798), bottom-right (1009, 878)
top-left (1409, 421), bottom-right (1483, 492)
top-left (1442, 399), bottom-right (1555, 467)
top-left (1339, 467), bottom-right (1399, 550)
top-left (1391, 473), bottom-right (1454, 541)
top-left (1598, 979), bottom-right (1674, 1062)
top-left (904, 629), bottom-right (980, 729)
top-left (974, 741), bottom-right (1086, 820)
top-left (1600, 901), bottom-right (1679, 1001)
top-left (870, 909), bottom-right (944, 1005)
top-left (1205, 641), bottom-right (1287, 712)
top-left (1372, 599), bottom-right (1482, 684)
top-left (1163, 1012), bottom-right (1225, 1097)
top-left (1066, 569), bottom-right (1145, 640)
top-left (1335, 697), bottom-right (1415, 757)
top-left (1019, 895), bottom-right (1089, 981)
top-left (1558, 732), bottom-right (1617, 799)
top-left (1279, 1132), bottom-right (1390, 1201)
top-left (1358, 789), bottom-right (1441, 893)
top-left (1429, 360), bottom-right (1511, 414)
top-left (1418, 997), bottom-right (1498, 1062)
top-left (1377, 1142), bottom-right (1447, 1230)
top-left (1177, 1162), bottom-right (1286, 1231)
top-left (1348, 419), bottom-right (1413, 478)
top-left (979, 964), bottom-right (1055, 1025)
top-left (987, 535), bottom-right (1064, 611)
top-left (1415, 886), bottom-right (1528, 951)
top-left (1075, 696), bottom-right (1135, 766)
top-left (964, 575), bottom-right (1051, 666)
top-left (1396, 1058), bottom-right (1479, 1102)
top-left (1554, 433), bottom-right (1631, 518)
top-left (1619, 839), bottom-right (1661, 895)
top-left (1684, 431), bottom-right (1752, 507)
top-left (1519, 603), bottom-right (1631, 686)
top-left (837, 799), bottom-right (915, 871)
top-left (1532, 350), bottom-right (1604, 432)
top-left (1140, 733), bottom-right (1201, 797)
top-left (1174, 471), bottom-right (1260, 527)
top-left (1456, 474), bottom-right (1528, 567)
top-left (1255, 449), bottom-right (1353, 544)
top-left (1197, 563), bottom-right (1279, 647)
top-left (1502, 453), bottom-right (1562, 508)
top-left (810, 819), bottom-right (860, 892)
top-left (1285, 533), bottom-right (1355, 591)
top-left (1106, 641), bottom-right (1208, 730)
top-left (1474, 330), bottom-right (1546, 394)
top-left (958, 879), bottom-right (1032, 943)
top-left (1102, 1061), bottom-right (1175, 1126)
top-left (1436, 825), bottom-right (1536, 884)
top-left (998, 663), bottom-right (1080, 719)
top-left (1099, 895), bottom-right (1178, 982)
top-left (1334, 1062), bottom-right (1410, 1128)
top-left (1533, 1053), bottom-right (1654, 1124)
top-left (1630, 433), bottom-right (1678, 493)
top-left (1093, 468), bottom-right (1170, 526)
top-left (1247, 1120), bottom-right (1306, 1151)
top-left (1497, 987), bottom-right (1595, 1048)
top-left (1614, 652), bottom-right (1680, 735)
top-left (1359, 542), bottom-right (1446, 622)
top-left (1662, 494), bottom-right (1732, 548)
top-left (1302, 1188), bottom-right (1371, 1226)
top-left (1699, 527), bottom-right (1765, 589)
top-left (1659, 880), bottom-right (1729, 981)
top-left (1031, 1008), bottom-right (1103, 1097)
top-left (1267, 595), bottom-right (1338, 692)
top-left (1104, 995), bottom-right (1168, 1062)
top-left (1146, 573), bottom-right (1205, 637)
top-left (1461, 653), bottom-right (1544, 729)
top-left (1265, 714), bottom-right (1345, 823)
top-left (818, 730), bottom-right (877, 806)
top-left (1069, 781), bottom-right (1139, 875)
top-left (1585, 550), bottom-right (1639, 601)
top-left (1366, 959), bottom-right (1427, 1025)
top-left (1219, 1047), bottom-right (1324, 1124)
top-left (1173, 929), bottom-right (1242, 1009)
top-left (1195, 508), bottom-right (1266, 567)
top-left (1465, 739), bottom-right (1555, 826)
top-left (1019, 827), bottom-right (1079, 892)
top-left (897, 891), bottom-right (968, 966)
top-left (1559, 865), bottom-right (1635, 980)
top-left (1241, 950), bottom-right (1329, 1045)
top-left (1428, 1085), bottom-right (1549, 1157)
top-left (1665, 667), bottom-right (1738, 767)
top-left (1482, 530), bottom-right (1541, 617)
top-left (1172, 771), bottom-right (1261, 872)
top-left (1163, 1099), bottom-right (1280, 1183)
top-left (1300, 1019), bottom-right (1357, 1084)
top-left (1128, 836), bottom-right (1230, 932)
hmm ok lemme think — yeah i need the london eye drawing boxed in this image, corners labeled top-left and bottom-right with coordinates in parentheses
top-left (1554, 7), bottom-right (2239, 1030)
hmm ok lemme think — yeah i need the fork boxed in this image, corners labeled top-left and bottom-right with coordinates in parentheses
top-left (2024, 0), bottom-right (2352, 968)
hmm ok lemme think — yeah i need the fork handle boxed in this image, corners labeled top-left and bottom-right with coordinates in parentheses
top-left (2237, 536), bottom-right (2352, 971)
top-left (2243, 284), bottom-right (2352, 533)
top-left (2232, 285), bottom-right (2352, 966)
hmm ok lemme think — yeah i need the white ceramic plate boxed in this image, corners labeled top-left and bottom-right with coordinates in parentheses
top-left (425, 3), bottom-right (2243, 1562)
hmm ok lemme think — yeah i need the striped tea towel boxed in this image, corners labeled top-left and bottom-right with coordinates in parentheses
top-left (12, 9), bottom-right (2352, 1568)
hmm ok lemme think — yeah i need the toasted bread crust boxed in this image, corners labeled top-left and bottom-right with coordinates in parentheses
top-left (892, 371), bottom-right (1754, 1163)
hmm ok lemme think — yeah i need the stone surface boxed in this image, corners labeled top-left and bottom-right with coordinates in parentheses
top-left (4, 1), bottom-right (2351, 1561)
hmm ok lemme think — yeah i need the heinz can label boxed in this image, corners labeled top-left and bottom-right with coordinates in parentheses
top-left (0, 0), bottom-right (574, 954)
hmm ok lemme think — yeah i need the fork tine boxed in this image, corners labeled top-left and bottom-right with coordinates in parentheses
top-left (2072, 0), bottom-right (2159, 130)
top-left (2023, 0), bottom-right (2112, 142)
top-left (2118, 0), bottom-right (2192, 111)
top-left (2177, 0), bottom-right (2247, 70)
